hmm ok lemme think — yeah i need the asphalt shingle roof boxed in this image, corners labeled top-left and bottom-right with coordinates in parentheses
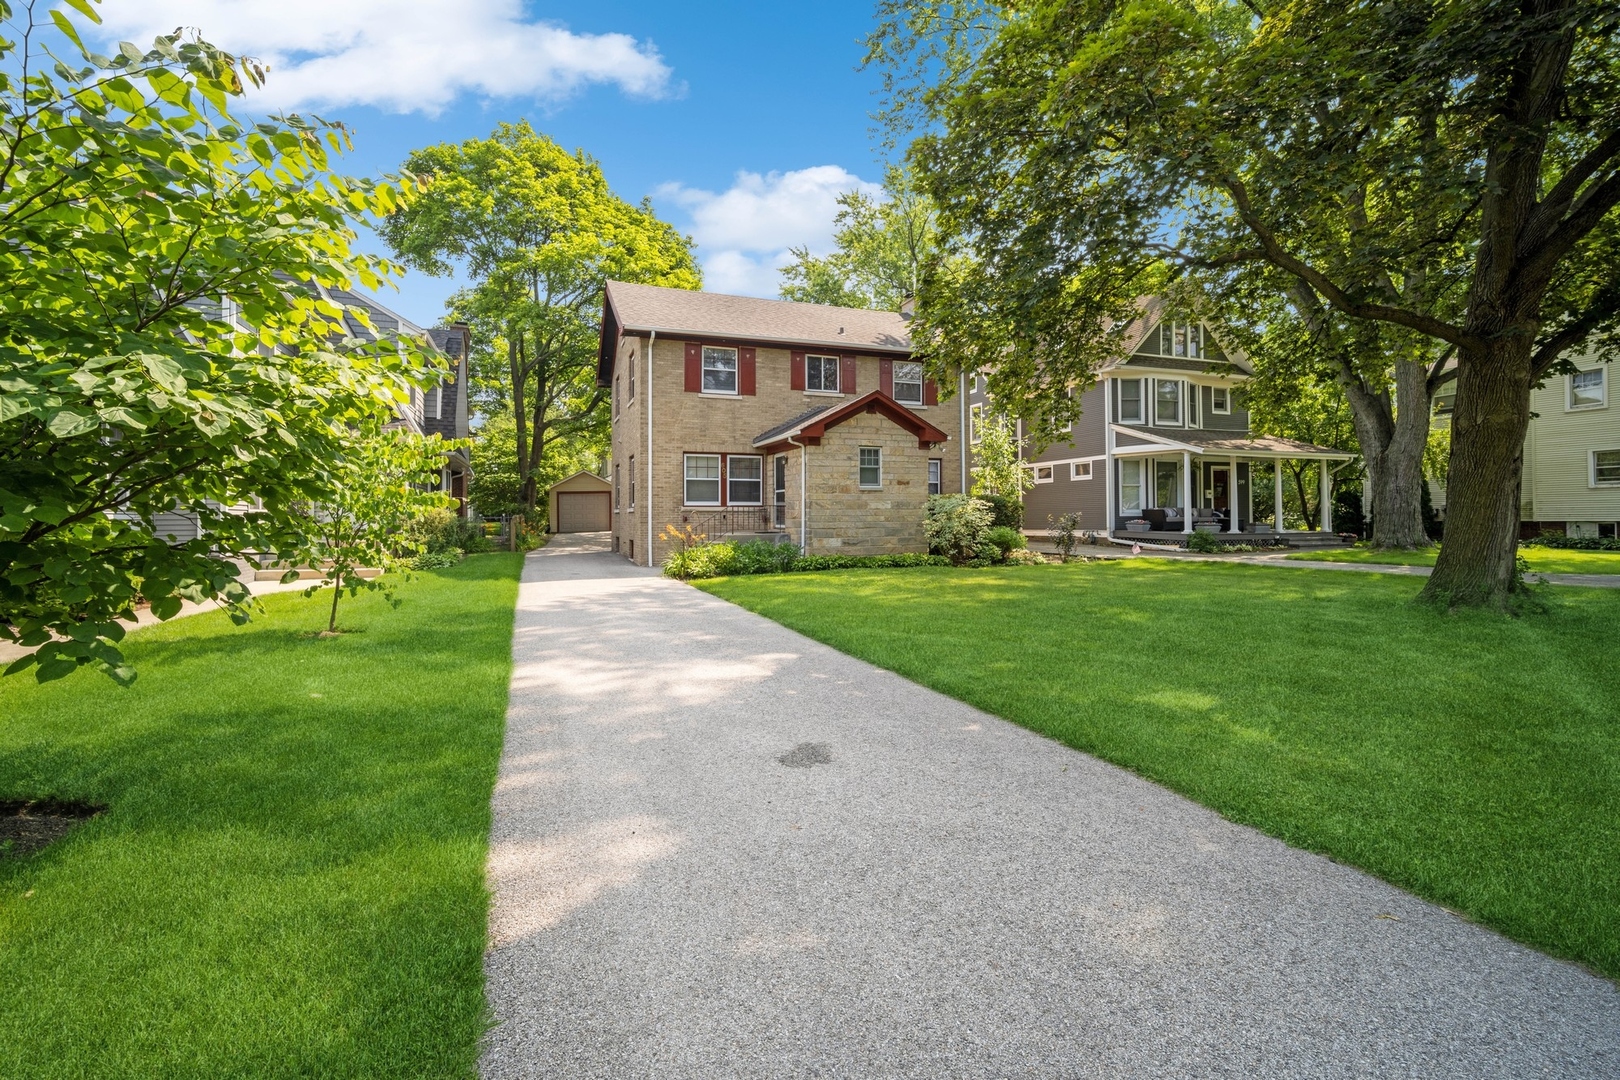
top-left (604, 281), bottom-right (912, 353)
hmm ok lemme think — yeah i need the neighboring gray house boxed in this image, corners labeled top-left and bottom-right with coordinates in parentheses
top-left (148, 289), bottom-right (472, 542)
top-left (976, 299), bottom-right (1354, 544)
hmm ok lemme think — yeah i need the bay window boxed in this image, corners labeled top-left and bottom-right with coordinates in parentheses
top-left (1155, 379), bottom-right (1182, 426)
top-left (1117, 378), bottom-right (1144, 424)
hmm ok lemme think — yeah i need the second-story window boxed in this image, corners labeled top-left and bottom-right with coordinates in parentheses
top-left (893, 361), bottom-right (924, 404)
top-left (702, 347), bottom-right (738, 394)
top-left (1160, 321), bottom-right (1204, 358)
top-left (1211, 385), bottom-right (1230, 414)
top-left (1155, 379), bottom-right (1182, 426)
top-left (1118, 378), bottom-right (1144, 424)
top-left (1570, 368), bottom-right (1606, 410)
top-left (806, 354), bottom-right (840, 393)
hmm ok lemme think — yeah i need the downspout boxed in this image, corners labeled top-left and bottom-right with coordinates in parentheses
top-left (646, 331), bottom-right (656, 567)
top-left (959, 369), bottom-right (967, 492)
top-left (788, 435), bottom-right (808, 553)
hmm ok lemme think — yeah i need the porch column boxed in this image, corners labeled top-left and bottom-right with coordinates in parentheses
top-left (1227, 454), bottom-right (1240, 532)
top-left (1103, 424), bottom-right (1115, 537)
top-left (1319, 460), bottom-right (1333, 532)
top-left (1182, 451), bottom-right (1194, 533)
top-left (1274, 460), bottom-right (1286, 533)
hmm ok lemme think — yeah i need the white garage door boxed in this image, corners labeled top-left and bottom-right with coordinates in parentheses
top-left (557, 491), bottom-right (611, 532)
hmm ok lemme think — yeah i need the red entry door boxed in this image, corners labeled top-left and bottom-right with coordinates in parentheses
top-left (1211, 468), bottom-right (1231, 513)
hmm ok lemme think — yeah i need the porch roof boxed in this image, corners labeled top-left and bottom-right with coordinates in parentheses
top-left (1110, 425), bottom-right (1354, 460)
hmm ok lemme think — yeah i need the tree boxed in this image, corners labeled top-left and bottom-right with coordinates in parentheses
top-left (779, 166), bottom-right (938, 311)
top-left (279, 424), bottom-right (455, 634)
top-left (379, 123), bottom-right (700, 512)
top-left (0, 0), bottom-right (434, 682)
top-left (1238, 356), bottom-right (1360, 530)
top-left (467, 411), bottom-right (604, 519)
top-left (970, 418), bottom-right (1033, 498)
top-left (873, 0), bottom-right (1620, 609)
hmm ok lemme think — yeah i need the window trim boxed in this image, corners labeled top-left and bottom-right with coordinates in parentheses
top-left (1210, 385), bottom-right (1231, 414)
top-left (858, 446), bottom-right (883, 489)
top-left (726, 453), bottom-right (764, 506)
top-left (1070, 461), bottom-right (1092, 481)
top-left (1154, 378), bottom-right (1183, 427)
top-left (701, 345), bottom-right (740, 396)
top-left (928, 458), bottom-right (942, 495)
top-left (970, 402), bottom-right (984, 444)
top-left (805, 353), bottom-right (841, 395)
top-left (892, 360), bottom-right (925, 405)
top-left (1568, 367), bottom-right (1607, 412)
top-left (683, 452), bottom-right (723, 506)
top-left (1592, 448), bottom-right (1620, 487)
top-left (1117, 377), bottom-right (1145, 425)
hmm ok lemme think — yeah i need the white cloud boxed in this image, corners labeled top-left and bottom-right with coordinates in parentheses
top-left (94, 0), bottom-right (674, 114)
top-left (657, 166), bottom-right (881, 298)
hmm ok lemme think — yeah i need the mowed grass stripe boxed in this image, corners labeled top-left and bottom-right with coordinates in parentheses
top-left (698, 560), bottom-right (1620, 981)
top-left (0, 553), bottom-right (523, 1079)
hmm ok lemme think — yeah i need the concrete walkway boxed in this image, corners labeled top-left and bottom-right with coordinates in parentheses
top-left (483, 536), bottom-right (1620, 1079)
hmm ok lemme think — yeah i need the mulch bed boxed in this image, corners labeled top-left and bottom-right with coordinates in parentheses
top-left (0, 800), bottom-right (104, 858)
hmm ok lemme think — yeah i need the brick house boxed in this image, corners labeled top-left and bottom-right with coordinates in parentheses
top-left (599, 282), bottom-right (967, 567)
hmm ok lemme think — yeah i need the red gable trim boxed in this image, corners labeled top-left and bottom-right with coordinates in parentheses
top-left (755, 390), bottom-right (949, 455)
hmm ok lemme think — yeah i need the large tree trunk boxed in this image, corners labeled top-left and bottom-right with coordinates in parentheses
top-left (1420, 337), bottom-right (1533, 608)
top-left (1373, 358), bottom-right (1433, 548)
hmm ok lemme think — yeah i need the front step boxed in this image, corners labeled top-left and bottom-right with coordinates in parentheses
top-left (1284, 533), bottom-right (1353, 550)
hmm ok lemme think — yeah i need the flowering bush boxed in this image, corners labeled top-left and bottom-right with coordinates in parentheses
top-left (1002, 548), bottom-right (1046, 565)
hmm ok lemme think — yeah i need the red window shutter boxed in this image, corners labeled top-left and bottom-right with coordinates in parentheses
top-left (739, 347), bottom-right (756, 395)
top-left (790, 350), bottom-right (805, 391)
top-left (684, 342), bottom-right (702, 393)
top-left (923, 377), bottom-right (939, 406)
top-left (879, 358), bottom-right (893, 397)
top-left (840, 354), bottom-right (857, 394)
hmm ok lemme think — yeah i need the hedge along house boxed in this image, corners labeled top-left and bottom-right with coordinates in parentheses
top-left (599, 282), bottom-right (965, 567)
top-left (975, 299), bottom-right (1355, 546)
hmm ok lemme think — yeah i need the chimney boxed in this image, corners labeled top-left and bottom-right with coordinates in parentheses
top-left (899, 294), bottom-right (916, 321)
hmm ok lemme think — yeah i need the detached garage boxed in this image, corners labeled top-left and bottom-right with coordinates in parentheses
top-left (548, 471), bottom-right (613, 533)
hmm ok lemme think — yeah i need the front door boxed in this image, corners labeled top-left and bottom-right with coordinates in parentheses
top-left (773, 455), bottom-right (787, 529)
top-left (1211, 468), bottom-right (1231, 515)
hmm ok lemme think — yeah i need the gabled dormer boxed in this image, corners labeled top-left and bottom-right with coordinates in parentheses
top-left (1107, 310), bottom-right (1249, 433)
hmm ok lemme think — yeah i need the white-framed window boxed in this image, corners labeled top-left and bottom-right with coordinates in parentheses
top-left (684, 453), bottom-right (722, 504)
top-left (893, 361), bottom-right (924, 404)
top-left (1071, 461), bottom-right (1092, 480)
top-left (970, 402), bottom-right (983, 443)
top-left (1570, 367), bottom-right (1607, 410)
top-left (806, 354), bottom-right (840, 393)
top-left (1120, 459), bottom-right (1143, 512)
top-left (728, 455), bottom-right (763, 504)
top-left (1211, 385), bottom-right (1230, 414)
top-left (702, 346), bottom-right (738, 394)
top-left (858, 446), bottom-right (882, 489)
top-left (1160, 321), bottom-right (1204, 358)
top-left (1117, 378), bottom-right (1144, 424)
top-left (1593, 448), bottom-right (1620, 487)
top-left (928, 458), bottom-right (942, 495)
top-left (629, 455), bottom-right (636, 509)
top-left (1033, 464), bottom-right (1054, 483)
top-left (1154, 379), bottom-right (1182, 426)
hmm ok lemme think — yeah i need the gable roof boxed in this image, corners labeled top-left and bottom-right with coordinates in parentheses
top-left (599, 281), bottom-right (912, 384)
top-left (753, 390), bottom-right (950, 453)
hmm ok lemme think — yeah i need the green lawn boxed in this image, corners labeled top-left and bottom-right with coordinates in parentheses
top-left (698, 561), bottom-right (1620, 981)
top-left (0, 554), bottom-right (523, 1079)
top-left (1285, 544), bottom-right (1620, 574)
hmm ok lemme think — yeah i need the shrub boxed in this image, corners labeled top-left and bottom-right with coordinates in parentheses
top-left (978, 492), bottom-right (1024, 530)
top-left (1187, 529), bottom-right (1221, 553)
top-left (791, 553), bottom-right (950, 572)
top-left (664, 543), bottom-right (951, 580)
top-left (1048, 512), bottom-right (1082, 562)
top-left (1003, 548), bottom-right (1045, 565)
top-left (925, 494), bottom-right (994, 564)
top-left (409, 550), bottom-right (462, 570)
top-left (456, 519), bottom-right (493, 553)
top-left (408, 507), bottom-right (461, 555)
top-left (983, 525), bottom-right (1026, 559)
top-left (1522, 534), bottom-right (1620, 551)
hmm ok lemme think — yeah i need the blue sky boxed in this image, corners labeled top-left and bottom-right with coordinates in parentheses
top-left (95, 1), bottom-right (895, 326)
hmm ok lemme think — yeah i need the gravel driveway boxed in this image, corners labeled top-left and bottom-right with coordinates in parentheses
top-left (482, 535), bottom-right (1619, 1078)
